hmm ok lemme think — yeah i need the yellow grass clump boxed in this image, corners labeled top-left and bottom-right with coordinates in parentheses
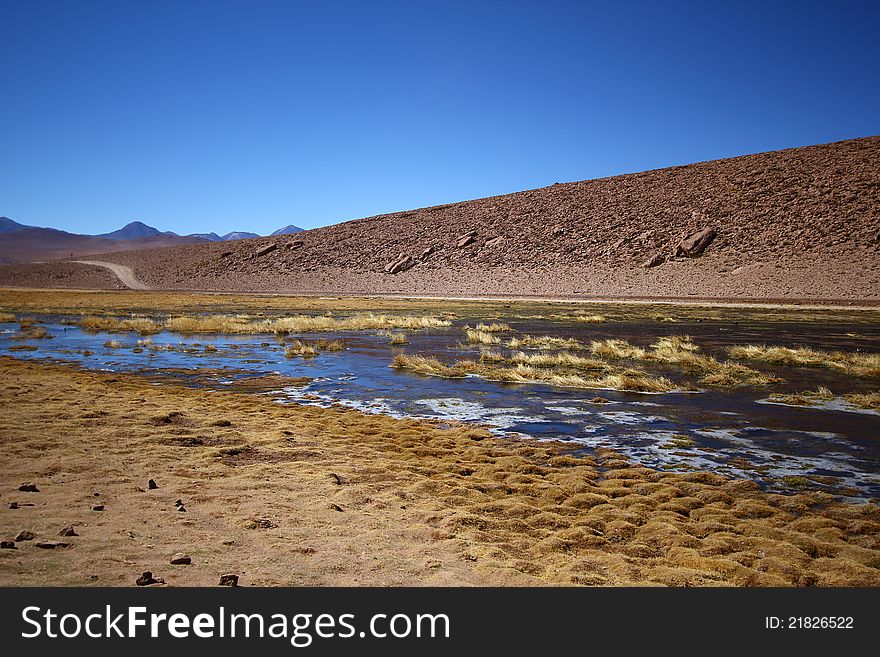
top-left (80, 313), bottom-right (450, 335)
top-left (475, 322), bottom-right (512, 332)
top-left (573, 314), bottom-right (607, 323)
top-left (271, 313), bottom-right (451, 334)
top-left (391, 354), bottom-right (675, 393)
top-left (389, 333), bottom-right (409, 345)
top-left (508, 351), bottom-right (608, 372)
top-left (0, 312), bottom-right (15, 323)
top-left (478, 350), bottom-right (505, 363)
top-left (844, 391), bottom-right (880, 411)
top-left (284, 340), bottom-right (320, 358)
top-left (14, 326), bottom-right (49, 340)
top-left (313, 339), bottom-right (346, 351)
top-left (589, 336), bottom-right (781, 387)
top-left (465, 328), bottom-right (501, 345)
top-left (767, 387), bottom-right (835, 407)
top-left (81, 315), bottom-right (162, 335)
top-left (509, 335), bottom-right (585, 351)
top-left (590, 339), bottom-right (647, 360)
top-left (283, 338), bottom-right (346, 357)
top-left (728, 344), bottom-right (880, 378)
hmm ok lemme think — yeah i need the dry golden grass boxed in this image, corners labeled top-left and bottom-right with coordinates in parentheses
top-left (844, 391), bottom-right (880, 411)
top-left (0, 312), bottom-right (15, 323)
top-left (590, 339), bottom-right (647, 360)
top-left (4, 288), bottom-right (880, 327)
top-left (313, 339), bottom-right (346, 351)
top-left (729, 344), bottom-right (880, 378)
top-left (391, 353), bottom-right (676, 393)
top-left (478, 350), bottom-right (505, 363)
top-left (589, 336), bottom-right (782, 387)
top-left (475, 322), bottom-right (512, 332)
top-left (284, 341), bottom-right (320, 358)
top-left (389, 332), bottom-right (409, 345)
top-left (573, 314), bottom-right (607, 323)
top-left (13, 326), bottom-right (49, 340)
top-left (508, 351), bottom-right (608, 372)
top-left (768, 387), bottom-right (835, 407)
top-left (81, 315), bottom-right (162, 335)
top-left (509, 335), bottom-right (585, 350)
top-left (2, 357), bottom-right (878, 587)
top-left (465, 329), bottom-right (501, 345)
top-left (92, 313), bottom-right (453, 335)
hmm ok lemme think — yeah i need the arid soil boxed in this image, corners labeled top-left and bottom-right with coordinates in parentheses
top-left (0, 136), bottom-right (877, 301)
top-left (2, 357), bottom-right (878, 587)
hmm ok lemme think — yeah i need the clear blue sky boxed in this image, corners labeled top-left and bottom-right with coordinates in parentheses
top-left (1, 0), bottom-right (878, 236)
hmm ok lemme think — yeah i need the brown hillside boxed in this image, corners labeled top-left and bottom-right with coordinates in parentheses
top-left (2, 136), bottom-right (879, 301)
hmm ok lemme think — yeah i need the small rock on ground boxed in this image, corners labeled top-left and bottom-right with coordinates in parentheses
top-left (218, 574), bottom-right (239, 587)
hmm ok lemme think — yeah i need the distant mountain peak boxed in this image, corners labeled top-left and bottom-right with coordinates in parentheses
top-left (0, 216), bottom-right (31, 234)
top-left (271, 224), bottom-right (304, 236)
top-left (220, 231), bottom-right (261, 241)
top-left (98, 221), bottom-right (169, 240)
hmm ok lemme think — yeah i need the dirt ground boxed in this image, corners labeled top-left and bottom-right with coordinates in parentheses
top-left (1, 357), bottom-right (878, 587)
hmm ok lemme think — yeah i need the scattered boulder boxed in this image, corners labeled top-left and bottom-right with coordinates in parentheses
top-left (219, 573), bottom-right (239, 587)
top-left (219, 251), bottom-right (233, 258)
top-left (35, 541), bottom-right (71, 549)
top-left (420, 245), bottom-right (435, 259)
top-left (385, 254), bottom-right (415, 275)
top-left (456, 235), bottom-right (475, 248)
top-left (8, 502), bottom-right (18, 510)
top-left (1, 541), bottom-right (16, 549)
top-left (170, 553), bottom-right (192, 565)
top-left (675, 227), bottom-right (716, 257)
top-left (178, 506), bottom-right (187, 512)
top-left (92, 505), bottom-right (104, 512)
top-left (14, 530), bottom-right (36, 542)
top-left (136, 571), bottom-right (164, 586)
top-left (58, 527), bottom-right (78, 537)
top-left (644, 252), bottom-right (666, 268)
top-left (148, 479), bottom-right (159, 490)
top-left (286, 240), bottom-right (304, 250)
top-left (18, 483), bottom-right (38, 492)
top-left (328, 503), bottom-right (343, 512)
top-left (485, 237), bottom-right (503, 248)
top-left (329, 473), bottom-right (342, 485)
top-left (255, 244), bottom-right (277, 257)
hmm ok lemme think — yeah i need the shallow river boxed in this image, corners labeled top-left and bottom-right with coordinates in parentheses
top-left (3, 316), bottom-right (879, 501)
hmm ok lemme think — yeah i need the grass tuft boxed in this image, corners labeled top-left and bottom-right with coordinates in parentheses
top-left (767, 387), bottom-right (835, 407)
top-left (509, 335), bottom-right (585, 351)
top-left (466, 329), bottom-right (501, 345)
top-left (475, 322), bottom-right (512, 332)
top-left (843, 391), bottom-right (880, 411)
top-left (728, 344), bottom-right (880, 378)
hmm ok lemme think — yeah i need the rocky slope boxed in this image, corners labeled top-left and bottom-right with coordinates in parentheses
top-left (1, 136), bottom-right (878, 301)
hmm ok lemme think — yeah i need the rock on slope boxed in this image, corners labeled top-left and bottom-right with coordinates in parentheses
top-left (2, 136), bottom-right (878, 301)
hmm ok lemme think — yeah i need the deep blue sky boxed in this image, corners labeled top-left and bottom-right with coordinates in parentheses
top-left (1, 0), bottom-right (878, 236)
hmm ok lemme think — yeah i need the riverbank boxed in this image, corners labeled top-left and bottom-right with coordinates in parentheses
top-left (1, 357), bottom-right (878, 586)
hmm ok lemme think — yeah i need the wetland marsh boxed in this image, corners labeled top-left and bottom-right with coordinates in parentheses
top-left (1, 290), bottom-right (879, 586)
